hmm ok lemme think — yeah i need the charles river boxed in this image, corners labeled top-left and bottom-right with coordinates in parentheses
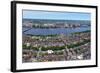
top-left (23, 26), bottom-right (90, 35)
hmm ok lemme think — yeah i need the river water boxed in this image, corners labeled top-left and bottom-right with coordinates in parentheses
top-left (23, 26), bottom-right (90, 35)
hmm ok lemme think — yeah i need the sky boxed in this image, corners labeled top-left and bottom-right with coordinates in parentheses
top-left (23, 10), bottom-right (91, 21)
